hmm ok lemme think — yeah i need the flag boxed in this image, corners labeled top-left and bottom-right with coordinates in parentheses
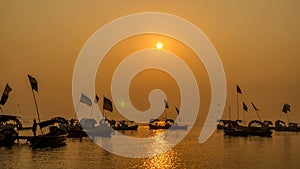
top-left (251, 102), bottom-right (259, 111)
top-left (0, 84), bottom-right (12, 106)
top-left (80, 93), bottom-right (92, 106)
top-left (164, 99), bottom-right (169, 109)
top-left (243, 102), bottom-right (248, 112)
top-left (28, 75), bottom-right (38, 92)
top-left (103, 96), bottom-right (113, 112)
top-left (175, 107), bottom-right (180, 115)
top-left (282, 103), bottom-right (291, 114)
top-left (236, 85), bottom-right (242, 94)
top-left (94, 94), bottom-right (99, 103)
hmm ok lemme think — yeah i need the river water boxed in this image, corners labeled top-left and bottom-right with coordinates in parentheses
top-left (1, 126), bottom-right (300, 169)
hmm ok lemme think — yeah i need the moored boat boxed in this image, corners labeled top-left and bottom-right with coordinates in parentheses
top-left (0, 115), bottom-right (22, 147)
top-left (29, 117), bottom-right (68, 148)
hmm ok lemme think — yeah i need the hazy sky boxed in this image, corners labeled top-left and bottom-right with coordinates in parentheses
top-left (1, 1), bottom-right (300, 123)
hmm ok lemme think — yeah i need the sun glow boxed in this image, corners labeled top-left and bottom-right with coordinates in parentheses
top-left (156, 42), bottom-right (163, 49)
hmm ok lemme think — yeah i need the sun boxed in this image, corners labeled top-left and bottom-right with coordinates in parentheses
top-left (156, 42), bottom-right (163, 49)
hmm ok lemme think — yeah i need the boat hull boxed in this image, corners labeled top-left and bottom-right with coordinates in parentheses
top-left (30, 135), bottom-right (67, 148)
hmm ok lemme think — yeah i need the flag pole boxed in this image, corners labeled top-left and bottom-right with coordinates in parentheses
top-left (89, 103), bottom-right (94, 118)
top-left (0, 106), bottom-right (4, 114)
top-left (31, 89), bottom-right (43, 135)
top-left (255, 110), bottom-right (261, 121)
top-left (75, 100), bottom-right (81, 118)
top-left (236, 93), bottom-right (239, 120)
top-left (229, 106), bottom-right (231, 120)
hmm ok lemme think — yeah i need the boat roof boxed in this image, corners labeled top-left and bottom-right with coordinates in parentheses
top-left (38, 117), bottom-right (68, 128)
top-left (0, 115), bottom-right (21, 122)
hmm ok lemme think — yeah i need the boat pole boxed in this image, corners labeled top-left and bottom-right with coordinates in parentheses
top-left (31, 89), bottom-right (43, 135)
top-left (0, 106), bottom-right (5, 114)
top-left (236, 93), bottom-right (239, 120)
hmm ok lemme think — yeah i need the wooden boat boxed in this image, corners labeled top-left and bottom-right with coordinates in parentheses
top-left (248, 120), bottom-right (272, 137)
top-left (275, 120), bottom-right (300, 132)
top-left (223, 120), bottom-right (250, 137)
top-left (112, 120), bottom-right (138, 130)
top-left (0, 115), bottom-right (22, 147)
top-left (81, 118), bottom-right (114, 137)
top-left (217, 120), bottom-right (233, 130)
top-left (169, 122), bottom-right (188, 130)
top-left (149, 119), bottom-right (173, 130)
top-left (29, 117), bottom-right (68, 148)
top-left (64, 118), bottom-right (85, 138)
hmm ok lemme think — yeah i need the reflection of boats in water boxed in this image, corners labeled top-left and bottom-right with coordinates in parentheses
top-left (29, 117), bottom-right (68, 148)
top-left (149, 119), bottom-right (174, 130)
top-left (275, 120), bottom-right (300, 132)
top-left (0, 115), bottom-right (22, 147)
top-left (111, 120), bottom-right (138, 130)
top-left (80, 118), bottom-right (114, 137)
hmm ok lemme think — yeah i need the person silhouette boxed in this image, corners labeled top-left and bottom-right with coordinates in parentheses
top-left (32, 118), bottom-right (37, 137)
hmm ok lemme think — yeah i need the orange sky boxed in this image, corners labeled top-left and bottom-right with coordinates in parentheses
top-left (1, 1), bottom-right (300, 123)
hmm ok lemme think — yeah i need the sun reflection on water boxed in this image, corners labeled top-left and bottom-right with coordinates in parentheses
top-left (142, 132), bottom-right (179, 169)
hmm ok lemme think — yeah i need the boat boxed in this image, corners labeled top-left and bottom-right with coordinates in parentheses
top-left (248, 120), bottom-right (272, 137)
top-left (0, 115), bottom-right (22, 147)
top-left (169, 122), bottom-right (188, 130)
top-left (223, 120), bottom-right (250, 137)
top-left (29, 117), bottom-right (68, 148)
top-left (217, 120), bottom-right (233, 130)
top-left (80, 118), bottom-right (114, 137)
top-left (275, 120), bottom-right (300, 132)
top-left (64, 118), bottom-right (85, 138)
top-left (149, 119), bottom-right (174, 130)
top-left (112, 120), bottom-right (138, 130)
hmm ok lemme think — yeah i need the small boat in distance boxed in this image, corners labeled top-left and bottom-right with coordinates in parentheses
top-left (111, 120), bottom-right (138, 130)
top-left (275, 120), bottom-right (300, 132)
top-left (149, 119), bottom-right (173, 130)
top-left (80, 118), bottom-right (114, 137)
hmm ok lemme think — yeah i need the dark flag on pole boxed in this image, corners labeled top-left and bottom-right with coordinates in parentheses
top-left (251, 102), bottom-right (259, 111)
top-left (175, 107), bottom-right (180, 115)
top-left (103, 97), bottom-right (113, 112)
top-left (28, 75), bottom-right (38, 92)
top-left (0, 84), bottom-right (12, 106)
top-left (80, 93), bottom-right (92, 106)
top-left (282, 103), bottom-right (291, 114)
top-left (236, 85), bottom-right (242, 94)
top-left (94, 95), bottom-right (99, 103)
top-left (243, 102), bottom-right (248, 112)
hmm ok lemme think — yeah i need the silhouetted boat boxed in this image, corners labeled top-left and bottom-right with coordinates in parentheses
top-left (248, 120), bottom-right (272, 137)
top-left (80, 118), bottom-right (114, 137)
top-left (217, 120), bottom-right (233, 130)
top-left (149, 119), bottom-right (173, 130)
top-left (224, 120), bottom-right (250, 137)
top-left (63, 118), bottom-right (85, 138)
top-left (275, 120), bottom-right (300, 132)
top-left (0, 115), bottom-right (22, 147)
top-left (29, 117), bottom-right (68, 148)
top-left (169, 122), bottom-right (188, 130)
top-left (112, 120), bottom-right (138, 130)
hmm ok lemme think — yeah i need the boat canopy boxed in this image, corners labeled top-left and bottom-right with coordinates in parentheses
top-left (38, 117), bottom-right (68, 128)
top-left (0, 115), bottom-right (23, 129)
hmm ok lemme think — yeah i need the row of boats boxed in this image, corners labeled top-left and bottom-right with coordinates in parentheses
top-left (217, 119), bottom-right (300, 137)
top-left (0, 114), bottom-right (188, 148)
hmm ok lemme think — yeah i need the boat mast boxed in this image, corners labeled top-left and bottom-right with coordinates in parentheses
top-left (30, 88), bottom-right (43, 135)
